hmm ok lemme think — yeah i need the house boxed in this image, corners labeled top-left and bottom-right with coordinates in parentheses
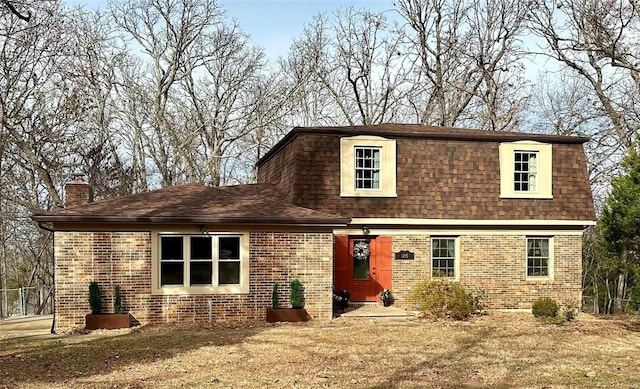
top-left (32, 124), bottom-right (595, 332)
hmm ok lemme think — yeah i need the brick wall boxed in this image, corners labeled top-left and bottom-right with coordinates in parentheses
top-left (389, 234), bottom-right (582, 310)
top-left (54, 231), bottom-right (333, 332)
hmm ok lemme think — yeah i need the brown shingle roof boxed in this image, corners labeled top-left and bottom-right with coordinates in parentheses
top-left (32, 183), bottom-right (350, 226)
top-left (256, 123), bottom-right (589, 167)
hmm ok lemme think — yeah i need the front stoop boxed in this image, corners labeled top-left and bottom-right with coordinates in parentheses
top-left (338, 305), bottom-right (415, 318)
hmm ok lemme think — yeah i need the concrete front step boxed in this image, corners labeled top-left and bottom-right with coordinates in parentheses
top-left (338, 305), bottom-right (415, 318)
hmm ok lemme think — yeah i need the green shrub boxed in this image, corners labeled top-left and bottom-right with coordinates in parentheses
top-left (88, 281), bottom-right (101, 314)
top-left (271, 283), bottom-right (280, 309)
top-left (113, 285), bottom-right (122, 314)
top-left (531, 297), bottom-right (559, 318)
top-left (410, 280), bottom-right (482, 320)
top-left (290, 279), bottom-right (303, 309)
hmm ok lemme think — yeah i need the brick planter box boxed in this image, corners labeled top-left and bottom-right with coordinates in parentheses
top-left (85, 314), bottom-right (131, 330)
top-left (265, 308), bottom-right (308, 323)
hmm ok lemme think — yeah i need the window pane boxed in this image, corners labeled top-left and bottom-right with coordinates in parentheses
top-left (161, 262), bottom-right (184, 285)
top-left (219, 237), bottom-right (240, 259)
top-left (191, 237), bottom-right (212, 259)
top-left (161, 236), bottom-right (183, 260)
top-left (514, 151), bottom-right (538, 192)
top-left (190, 262), bottom-right (212, 285)
top-left (353, 240), bottom-right (370, 280)
top-left (527, 238), bottom-right (550, 277)
top-left (432, 238), bottom-right (456, 278)
top-left (219, 262), bottom-right (240, 284)
top-left (355, 147), bottom-right (381, 190)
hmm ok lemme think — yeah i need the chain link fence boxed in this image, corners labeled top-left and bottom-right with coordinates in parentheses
top-left (0, 286), bottom-right (52, 317)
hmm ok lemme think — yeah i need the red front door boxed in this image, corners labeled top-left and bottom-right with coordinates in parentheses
top-left (335, 236), bottom-right (392, 302)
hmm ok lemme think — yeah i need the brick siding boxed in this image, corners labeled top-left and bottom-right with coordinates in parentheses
top-left (53, 231), bottom-right (333, 333)
top-left (390, 234), bottom-right (582, 310)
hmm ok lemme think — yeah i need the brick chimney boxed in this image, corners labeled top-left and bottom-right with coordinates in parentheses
top-left (65, 175), bottom-right (93, 208)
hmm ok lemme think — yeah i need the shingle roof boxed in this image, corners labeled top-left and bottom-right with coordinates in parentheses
top-left (256, 123), bottom-right (589, 167)
top-left (32, 183), bottom-right (350, 227)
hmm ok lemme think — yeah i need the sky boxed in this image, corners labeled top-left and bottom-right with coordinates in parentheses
top-left (62, 0), bottom-right (396, 60)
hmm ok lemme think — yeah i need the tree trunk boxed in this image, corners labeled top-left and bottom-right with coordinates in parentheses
top-left (605, 278), bottom-right (613, 314)
top-left (593, 275), bottom-right (599, 314)
top-left (615, 272), bottom-right (627, 314)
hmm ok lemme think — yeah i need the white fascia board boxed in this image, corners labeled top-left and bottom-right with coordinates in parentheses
top-left (349, 218), bottom-right (596, 227)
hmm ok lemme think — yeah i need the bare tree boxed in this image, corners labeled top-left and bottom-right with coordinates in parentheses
top-left (0, 1), bottom-right (87, 315)
top-left (528, 0), bottom-right (639, 149)
top-left (283, 8), bottom-right (410, 126)
top-left (1, 0), bottom-right (31, 21)
top-left (179, 22), bottom-right (267, 186)
top-left (397, 0), bottom-right (530, 130)
top-left (64, 9), bottom-right (135, 199)
top-left (111, 0), bottom-right (227, 187)
top-left (529, 70), bottom-right (624, 210)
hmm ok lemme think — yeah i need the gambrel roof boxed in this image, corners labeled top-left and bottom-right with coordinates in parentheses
top-left (256, 124), bottom-right (596, 224)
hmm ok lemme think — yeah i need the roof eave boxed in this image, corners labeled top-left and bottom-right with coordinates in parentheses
top-left (31, 214), bottom-right (351, 228)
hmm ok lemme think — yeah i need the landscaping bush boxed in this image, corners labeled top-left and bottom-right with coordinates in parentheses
top-left (88, 280), bottom-right (101, 314)
top-left (531, 297), bottom-right (559, 318)
top-left (290, 279), bottom-right (303, 309)
top-left (271, 283), bottom-right (280, 309)
top-left (114, 285), bottom-right (122, 314)
top-left (410, 280), bottom-right (484, 320)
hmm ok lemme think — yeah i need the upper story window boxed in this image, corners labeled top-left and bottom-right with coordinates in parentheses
top-left (355, 147), bottom-right (381, 189)
top-left (499, 141), bottom-right (552, 199)
top-left (340, 136), bottom-right (397, 197)
top-left (514, 151), bottom-right (538, 192)
top-left (153, 231), bottom-right (249, 295)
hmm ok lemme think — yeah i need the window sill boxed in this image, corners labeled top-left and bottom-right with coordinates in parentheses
top-left (500, 193), bottom-right (553, 200)
top-left (340, 191), bottom-right (398, 198)
top-left (431, 276), bottom-right (459, 282)
top-left (525, 277), bottom-right (553, 282)
top-left (152, 285), bottom-right (249, 295)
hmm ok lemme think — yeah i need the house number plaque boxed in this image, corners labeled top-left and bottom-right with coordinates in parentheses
top-left (395, 250), bottom-right (415, 260)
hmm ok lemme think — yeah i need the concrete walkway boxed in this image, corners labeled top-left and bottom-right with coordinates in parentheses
top-left (338, 305), bottom-right (415, 318)
top-left (0, 315), bottom-right (54, 340)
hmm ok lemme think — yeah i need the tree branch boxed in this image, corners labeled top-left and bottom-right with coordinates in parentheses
top-left (2, 0), bottom-right (31, 22)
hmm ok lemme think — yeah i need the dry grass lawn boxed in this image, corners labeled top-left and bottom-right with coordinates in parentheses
top-left (0, 312), bottom-right (638, 388)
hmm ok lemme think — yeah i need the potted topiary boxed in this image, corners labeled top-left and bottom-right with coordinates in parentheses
top-left (266, 279), bottom-right (309, 323)
top-left (85, 282), bottom-right (131, 330)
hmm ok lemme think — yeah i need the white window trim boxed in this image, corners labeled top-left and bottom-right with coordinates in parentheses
top-left (151, 230), bottom-right (250, 295)
top-left (525, 236), bottom-right (554, 281)
top-left (499, 141), bottom-right (553, 199)
top-left (340, 135), bottom-right (397, 197)
top-left (430, 237), bottom-right (460, 281)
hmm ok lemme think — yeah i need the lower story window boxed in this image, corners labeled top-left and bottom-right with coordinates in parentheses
top-left (218, 236), bottom-right (240, 284)
top-left (160, 234), bottom-right (242, 287)
top-left (527, 238), bottom-right (550, 277)
top-left (432, 237), bottom-right (457, 279)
